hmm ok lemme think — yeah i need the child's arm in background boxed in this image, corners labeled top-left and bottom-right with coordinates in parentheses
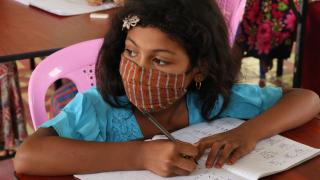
top-left (14, 127), bottom-right (198, 176)
top-left (87, 0), bottom-right (124, 6)
top-left (87, 0), bottom-right (105, 6)
top-left (196, 88), bottom-right (320, 168)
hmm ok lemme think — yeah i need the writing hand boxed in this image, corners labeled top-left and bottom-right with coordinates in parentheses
top-left (141, 140), bottom-right (198, 177)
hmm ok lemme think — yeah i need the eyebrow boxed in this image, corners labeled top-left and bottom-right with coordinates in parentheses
top-left (126, 37), bottom-right (176, 55)
top-left (126, 37), bottom-right (139, 47)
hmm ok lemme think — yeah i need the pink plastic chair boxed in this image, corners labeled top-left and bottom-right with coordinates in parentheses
top-left (28, 39), bottom-right (103, 129)
top-left (216, 0), bottom-right (247, 45)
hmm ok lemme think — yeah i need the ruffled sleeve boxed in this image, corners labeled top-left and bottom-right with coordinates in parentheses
top-left (39, 87), bottom-right (108, 141)
top-left (218, 84), bottom-right (283, 119)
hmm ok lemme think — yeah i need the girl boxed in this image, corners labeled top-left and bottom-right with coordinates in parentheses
top-left (14, 0), bottom-right (319, 177)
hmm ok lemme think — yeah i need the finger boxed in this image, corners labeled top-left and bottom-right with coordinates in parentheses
top-left (177, 141), bottom-right (199, 158)
top-left (174, 156), bottom-right (197, 173)
top-left (195, 142), bottom-right (207, 160)
top-left (195, 136), bottom-right (221, 160)
top-left (196, 136), bottom-right (220, 149)
top-left (215, 143), bottom-right (238, 168)
top-left (228, 148), bottom-right (248, 165)
top-left (206, 142), bottom-right (223, 168)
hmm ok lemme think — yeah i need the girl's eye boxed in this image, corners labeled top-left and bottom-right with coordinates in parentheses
top-left (125, 49), bottom-right (138, 58)
top-left (153, 58), bottom-right (169, 66)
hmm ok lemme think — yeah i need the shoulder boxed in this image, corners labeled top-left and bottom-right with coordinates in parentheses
top-left (229, 83), bottom-right (283, 100)
top-left (81, 86), bottom-right (106, 105)
top-left (220, 83), bottom-right (283, 119)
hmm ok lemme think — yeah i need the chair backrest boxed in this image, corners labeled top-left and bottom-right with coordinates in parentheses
top-left (28, 39), bottom-right (103, 129)
top-left (216, 0), bottom-right (247, 45)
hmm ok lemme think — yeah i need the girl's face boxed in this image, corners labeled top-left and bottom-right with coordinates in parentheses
top-left (123, 27), bottom-right (191, 75)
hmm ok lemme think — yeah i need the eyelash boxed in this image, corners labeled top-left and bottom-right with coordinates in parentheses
top-left (152, 58), bottom-right (169, 66)
top-left (124, 48), bottom-right (171, 66)
top-left (124, 49), bottom-right (138, 58)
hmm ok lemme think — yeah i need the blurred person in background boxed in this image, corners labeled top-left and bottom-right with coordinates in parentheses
top-left (237, 0), bottom-right (300, 87)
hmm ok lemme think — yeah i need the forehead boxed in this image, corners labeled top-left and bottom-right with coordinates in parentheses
top-left (125, 27), bottom-right (185, 51)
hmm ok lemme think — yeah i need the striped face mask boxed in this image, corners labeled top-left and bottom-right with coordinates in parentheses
top-left (119, 57), bottom-right (187, 112)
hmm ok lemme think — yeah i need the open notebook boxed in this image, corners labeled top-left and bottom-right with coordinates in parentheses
top-left (75, 118), bottom-right (320, 180)
top-left (15, 0), bottom-right (118, 16)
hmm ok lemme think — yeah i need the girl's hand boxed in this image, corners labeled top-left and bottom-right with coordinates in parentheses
top-left (196, 126), bottom-right (258, 168)
top-left (141, 140), bottom-right (198, 177)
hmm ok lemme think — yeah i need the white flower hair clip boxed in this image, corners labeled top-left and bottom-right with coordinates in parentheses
top-left (122, 15), bottom-right (140, 30)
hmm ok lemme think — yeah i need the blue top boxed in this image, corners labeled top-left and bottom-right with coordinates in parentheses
top-left (40, 84), bottom-right (282, 142)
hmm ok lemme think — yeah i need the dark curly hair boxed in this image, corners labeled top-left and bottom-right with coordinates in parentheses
top-left (96, 0), bottom-right (241, 121)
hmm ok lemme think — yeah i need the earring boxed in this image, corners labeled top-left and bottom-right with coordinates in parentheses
top-left (195, 75), bottom-right (202, 90)
top-left (195, 81), bottom-right (202, 90)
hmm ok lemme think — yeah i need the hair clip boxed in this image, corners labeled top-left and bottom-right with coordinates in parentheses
top-left (122, 15), bottom-right (140, 30)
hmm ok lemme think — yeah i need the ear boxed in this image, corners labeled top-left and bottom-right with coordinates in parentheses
top-left (191, 67), bottom-right (205, 82)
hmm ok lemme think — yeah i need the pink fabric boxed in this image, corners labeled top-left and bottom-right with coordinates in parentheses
top-left (216, 0), bottom-right (246, 45)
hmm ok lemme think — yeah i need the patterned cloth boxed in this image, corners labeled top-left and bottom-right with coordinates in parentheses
top-left (237, 0), bottom-right (300, 60)
top-left (0, 62), bottom-right (27, 150)
top-left (51, 80), bottom-right (78, 117)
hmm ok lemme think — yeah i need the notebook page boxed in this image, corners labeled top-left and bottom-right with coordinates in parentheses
top-left (169, 118), bottom-right (243, 144)
top-left (28, 0), bottom-right (118, 16)
top-left (223, 135), bottom-right (320, 180)
top-left (15, 0), bottom-right (30, 5)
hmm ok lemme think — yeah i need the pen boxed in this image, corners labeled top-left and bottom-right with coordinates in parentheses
top-left (142, 111), bottom-right (198, 164)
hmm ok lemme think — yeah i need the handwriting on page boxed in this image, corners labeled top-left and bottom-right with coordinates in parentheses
top-left (250, 136), bottom-right (315, 167)
top-left (171, 118), bottom-right (243, 144)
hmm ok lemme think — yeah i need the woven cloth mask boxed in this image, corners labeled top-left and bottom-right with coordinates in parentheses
top-left (119, 57), bottom-right (187, 112)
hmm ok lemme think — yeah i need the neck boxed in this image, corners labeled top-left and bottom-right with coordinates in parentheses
top-left (135, 96), bottom-right (187, 127)
top-left (151, 97), bottom-right (185, 120)
top-left (134, 96), bottom-right (189, 139)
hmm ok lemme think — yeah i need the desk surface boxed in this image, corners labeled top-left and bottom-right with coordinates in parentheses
top-left (16, 118), bottom-right (320, 180)
top-left (0, 0), bottom-right (117, 62)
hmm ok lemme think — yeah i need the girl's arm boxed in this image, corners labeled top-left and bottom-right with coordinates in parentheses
top-left (14, 127), bottom-right (144, 175)
top-left (240, 88), bottom-right (320, 142)
top-left (14, 127), bottom-right (198, 176)
top-left (197, 88), bottom-right (320, 168)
